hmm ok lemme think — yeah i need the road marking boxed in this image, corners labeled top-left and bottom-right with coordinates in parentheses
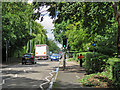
top-left (0, 80), bottom-right (5, 85)
top-left (47, 61), bottom-right (61, 90)
top-left (23, 70), bottom-right (26, 72)
top-left (3, 80), bottom-right (5, 84)
top-left (8, 68), bottom-right (11, 70)
top-left (76, 75), bottom-right (80, 79)
top-left (40, 61), bottom-right (60, 90)
top-left (14, 74), bottom-right (18, 77)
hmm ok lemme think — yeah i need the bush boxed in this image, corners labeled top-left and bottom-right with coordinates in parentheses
top-left (67, 58), bottom-right (74, 61)
top-left (112, 61), bottom-right (120, 87)
top-left (84, 52), bottom-right (109, 74)
top-left (79, 69), bottom-right (113, 88)
top-left (73, 53), bottom-right (76, 60)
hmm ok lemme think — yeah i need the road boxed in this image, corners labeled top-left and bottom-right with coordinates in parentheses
top-left (1, 59), bottom-right (60, 90)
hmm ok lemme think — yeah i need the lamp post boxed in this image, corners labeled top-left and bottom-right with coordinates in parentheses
top-left (30, 20), bottom-right (32, 53)
top-left (6, 40), bottom-right (8, 63)
top-left (6, 39), bottom-right (9, 63)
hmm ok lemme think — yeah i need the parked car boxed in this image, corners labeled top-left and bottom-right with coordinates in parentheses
top-left (51, 54), bottom-right (59, 61)
top-left (22, 53), bottom-right (37, 64)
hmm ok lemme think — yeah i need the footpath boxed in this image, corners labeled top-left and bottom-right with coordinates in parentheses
top-left (0, 57), bottom-right (21, 68)
top-left (52, 60), bottom-right (89, 90)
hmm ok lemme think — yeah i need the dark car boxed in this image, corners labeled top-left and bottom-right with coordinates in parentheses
top-left (22, 53), bottom-right (37, 64)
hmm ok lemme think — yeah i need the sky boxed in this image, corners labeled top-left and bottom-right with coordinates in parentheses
top-left (35, 6), bottom-right (62, 48)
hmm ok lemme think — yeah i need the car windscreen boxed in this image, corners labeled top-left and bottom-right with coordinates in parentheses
top-left (24, 54), bottom-right (31, 57)
top-left (52, 55), bottom-right (58, 56)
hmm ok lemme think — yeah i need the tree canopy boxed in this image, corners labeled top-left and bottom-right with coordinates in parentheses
top-left (2, 2), bottom-right (48, 58)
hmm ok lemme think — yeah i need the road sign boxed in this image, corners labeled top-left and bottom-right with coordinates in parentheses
top-left (92, 43), bottom-right (96, 47)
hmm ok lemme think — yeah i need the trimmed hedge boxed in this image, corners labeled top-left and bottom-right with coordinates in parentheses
top-left (84, 52), bottom-right (109, 74)
top-left (112, 61), bottom-right (120, 87)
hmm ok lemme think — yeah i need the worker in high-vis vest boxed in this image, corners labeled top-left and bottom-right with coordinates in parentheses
top-left (78, 54), bottom-right (83, 67)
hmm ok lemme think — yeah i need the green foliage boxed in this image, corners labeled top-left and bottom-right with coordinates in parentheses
top-left (79, 66), bottom-right (113, 87)
top-left (84, 52), bottom-right (109, 74)
top-left (67, 58), bottom-right (74, 61)
top-left (2, 2), bottom-right (48, 59)
top-left (112, 62), bottom-right (120, 87)
top-left (47, 39), bottom-right (60, 53)
top-left (33, 2), bottom-right (117, 56)
top-left (107, 58), bottom-right (120, 65)
top-left (65, 22), bottom-right (88, 51)
top-left (50, 2), bottom-right (116, 53)
top-left (2, 2), bottom-right (34, 57)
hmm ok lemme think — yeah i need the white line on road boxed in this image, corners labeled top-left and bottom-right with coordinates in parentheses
top-left (3, 79), bottom-right (5, 84)
top-left (0, 80), bottom-right (5, 85)
top-left (76, 75), bottom-right (80, 79)
top-left (8, 68), bottom-right (12, 70)
top-left (47, 60), bottom-right (61, 90)
top-left (14, 74), bottom-right (18, 77)
top-left (23, 70), bottom-right (26, 72)
top-left (40, 61), bottom-right (60, 90)
top-left (40, 71), bottom-right (54, 90)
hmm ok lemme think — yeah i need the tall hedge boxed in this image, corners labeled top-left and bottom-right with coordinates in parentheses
top-left (85, 52), bottom-right (109, 74)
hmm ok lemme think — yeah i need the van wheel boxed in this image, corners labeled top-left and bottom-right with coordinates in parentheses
top-left (22, 62), bottom-right (24, 65)
top-left (35, 62), bottom-right (36, 64)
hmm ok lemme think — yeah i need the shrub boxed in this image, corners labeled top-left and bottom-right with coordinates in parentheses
top-left (84, 52), bottom-right (109, 74)
top-left (68, 58), bottom-right (74, 61)
top-left (112, 61), bottom-right (120, 87)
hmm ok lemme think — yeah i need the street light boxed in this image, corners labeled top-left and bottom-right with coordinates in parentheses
top-left (30, 20), bottom-right (32, 53)
top-left (6, 39), bottom-right (9, 63)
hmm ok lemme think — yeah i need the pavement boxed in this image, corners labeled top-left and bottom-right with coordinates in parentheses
top-left (52, 60), bottom-right (88, 90)
top-left (0, 57), bottom-right (22, 68)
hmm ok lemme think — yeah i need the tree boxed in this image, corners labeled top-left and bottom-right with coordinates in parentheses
top-left (47, 39), bottom-right (60, 53)
top-left (30, 2), bottom-right (118, 56)
top-left (2, 2), bottom-right (48, 61)
top-left (112, 2), bottom-right (120, 58)
top-left (52, 2), bottom-right (117, 55)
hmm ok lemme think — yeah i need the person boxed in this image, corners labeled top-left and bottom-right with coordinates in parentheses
top-left (78, 54), bottom-right (83, 67)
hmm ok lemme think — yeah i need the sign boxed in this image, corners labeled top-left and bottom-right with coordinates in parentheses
top-left (92, 43), bottom-right (96, 47)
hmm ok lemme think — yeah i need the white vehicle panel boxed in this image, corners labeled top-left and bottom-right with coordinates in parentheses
top-left (35, 46), bottom-right (46, 56)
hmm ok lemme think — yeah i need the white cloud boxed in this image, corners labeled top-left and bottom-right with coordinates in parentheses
top-left (36, 15), bottom-right (54, 40)
top-left (35, 8), bottom-right (62, 48)
top-left (27, 0), bottom-right (33, 4)
top-left (46, 33), bottom-right (55, 40)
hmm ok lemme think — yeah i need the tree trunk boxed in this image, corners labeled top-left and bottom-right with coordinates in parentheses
top-left (112, 2), bottom-right (120, 58)
top-left (118, 16), bottom-right (120, 58)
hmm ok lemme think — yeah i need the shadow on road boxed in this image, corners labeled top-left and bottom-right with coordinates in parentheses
top-left (59, 64), bottom-right (86, 74)
top-left (2, 63), bottom-right (49, 69)
top-left (53, 80), bottom-right (83, 90)
top-left (2, 88), bottom-right (42, 90)
top-left (2, 69), bottom-right (41, 75)
top-left (2, 76), bottom-right (48, 90)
